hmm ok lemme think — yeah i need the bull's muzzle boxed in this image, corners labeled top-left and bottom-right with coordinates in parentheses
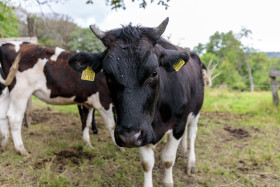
top-left (115, 129), bottom-right (144, 148)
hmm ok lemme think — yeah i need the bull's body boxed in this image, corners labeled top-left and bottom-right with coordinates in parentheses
top-left (69, 18), bottom-right (206, 186)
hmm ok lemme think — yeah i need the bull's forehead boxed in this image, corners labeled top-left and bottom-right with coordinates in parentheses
top-left (103, 44), bottom-right (158, 86)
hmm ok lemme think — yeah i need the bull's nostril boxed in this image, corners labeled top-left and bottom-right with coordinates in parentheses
top-left (118, 130), bottom-right (143, 147)
top-left (119, 134), bottom-right (127, 143)
top-left (133, 131), bottom-right (141, 140)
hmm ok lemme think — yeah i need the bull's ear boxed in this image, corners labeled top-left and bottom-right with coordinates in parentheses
top-left (155, 45), bottom-right (189, 72)
top-left (69, 52), bottom-right (105, 73)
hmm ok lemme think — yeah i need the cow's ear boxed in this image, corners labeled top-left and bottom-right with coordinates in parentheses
top-left (69, 52), bottom-right (105, 73)
top-left (155, 45), bottom-right (189, 72)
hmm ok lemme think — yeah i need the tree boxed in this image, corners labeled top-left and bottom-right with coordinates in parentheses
top-left (68, 28), bottom-right (105, 52)
top-left (0, 1), bottom-right (19, 37)
top-left (19, 13), bottom-right (78, 48)
top-left (238, 28), bottom-right (255, 92)
top-left (199, 31), bottom-right (247, 89)
top-left (200, 53), bottom-right (220, 86)
top-left (17, 0), bottom-right (170, 10)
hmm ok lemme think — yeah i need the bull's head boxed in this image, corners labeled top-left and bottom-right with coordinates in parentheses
top-left (69, 18), bottom-right (189, 147)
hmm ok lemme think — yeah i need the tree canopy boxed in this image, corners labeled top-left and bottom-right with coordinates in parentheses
top-left (194, 30), bottom-right (280, 91)
top-left (0, 1), bottom-right (19, 37)
top-left (17, 0), bottom-right (170, 10)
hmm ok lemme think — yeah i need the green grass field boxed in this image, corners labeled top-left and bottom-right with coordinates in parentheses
top-left (0, 88), bottom-right (279, 186)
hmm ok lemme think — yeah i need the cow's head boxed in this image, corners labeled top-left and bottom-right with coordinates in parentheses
top-left (69, 18), bottom-right (189, 147)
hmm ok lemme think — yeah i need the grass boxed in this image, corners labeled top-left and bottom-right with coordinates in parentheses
top-left (0, 88), bottom-right (279, 186)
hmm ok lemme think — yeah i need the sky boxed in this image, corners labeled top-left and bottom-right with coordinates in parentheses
top-left (12, 0), bottom-right (280, 52)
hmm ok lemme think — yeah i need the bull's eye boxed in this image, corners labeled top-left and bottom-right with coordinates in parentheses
top-left (151, 71), bottom-right (158, 78)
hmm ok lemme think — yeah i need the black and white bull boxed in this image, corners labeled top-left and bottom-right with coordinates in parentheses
top-left (69, 18), bottom-right (206, 186)
top-left (0, 42), bottom-right (116, 156)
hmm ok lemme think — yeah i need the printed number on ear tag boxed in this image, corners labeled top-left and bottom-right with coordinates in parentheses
top-left (81, 66), bottom-right (95, 81)
top-left (173, 59), bottom-right (185, 72)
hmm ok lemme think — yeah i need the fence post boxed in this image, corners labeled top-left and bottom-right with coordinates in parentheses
top-left (270, 66), bottom-right (279, 106)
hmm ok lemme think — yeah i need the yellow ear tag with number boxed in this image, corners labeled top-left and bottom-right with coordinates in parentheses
top-left (81, 66), bottom-right (95, 81)
top-left (173, 59), bottom-right (185, 72)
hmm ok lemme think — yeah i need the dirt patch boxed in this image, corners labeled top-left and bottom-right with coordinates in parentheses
top-left (30, 108), bottom-right (78, 127)
top-left (224, 126), bottom-right (250, 138)
top-left (55, 146), bottom-right (94, 162)
top-left (202, 111), bottom-right (247, 119)
top-left (34, 146), bottom-right (95, 171)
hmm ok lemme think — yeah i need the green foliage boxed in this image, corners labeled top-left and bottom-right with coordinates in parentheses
top-left (18, 13), bottom-right (78, 49)
top-left (195, 30), bottom-right (279, 90)
top-left (100, 0), bottom-right (169, 10)
top-left (68, 28), bottom-right (105, 52)
top-left (0, 1), bottom-right (19, 37)
top-left (200, 53), bottom-right (219, 66)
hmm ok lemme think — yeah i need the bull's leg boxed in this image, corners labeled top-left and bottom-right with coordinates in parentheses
top-left (0, 88), bottom-right (10, 151)
top-left (23, 97), bottom-right (32, 128)
top-left (139, 146), bottom-right (154, 187)
top-left (83, 108), bottom-right (94, 149)
top-left (7, 95), bottom-right (31, 156)
top-left (187, 113), bottom-right (200, 175)
top-left (161, 132), bottom-right (182, 187)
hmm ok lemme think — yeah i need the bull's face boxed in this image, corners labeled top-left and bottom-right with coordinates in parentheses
top-left (69, 18), bottom-right (189, 147)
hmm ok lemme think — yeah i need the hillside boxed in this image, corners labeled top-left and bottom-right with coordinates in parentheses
top-left (267, 52), bottom-right (280, 58)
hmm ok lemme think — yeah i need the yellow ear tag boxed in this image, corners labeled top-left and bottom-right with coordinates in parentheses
top-left (173, 59), bottom-right (185, 72)
top-left (81, 66), bottom-right (95, 81)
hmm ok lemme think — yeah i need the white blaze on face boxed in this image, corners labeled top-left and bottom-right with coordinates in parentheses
top-left (9, 41), bottom-right (23, 53)
top-left (50, 47), bottom-right (65, 61)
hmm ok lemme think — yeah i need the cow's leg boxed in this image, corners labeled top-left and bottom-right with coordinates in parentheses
top-left (7, 91), bottom-right (32, 156)
top-left (161, 132), bottom-right (182, 187)
top-left (83, 108), bottom-right (94, 149)
top-left (23, 97), bottom-right (32, 128)
top-left (91, 109), bottom-right (98, 134)
top-left (97, 104), bottom-right (118, 146)
top-left (139, 146), bottom-right (154, 187)
top-left (0, 88), bottom-right (10, 151)
top-left (187, 113), bottom-right (200, 175)
top-left (179, 125), bottom-right (188, 158)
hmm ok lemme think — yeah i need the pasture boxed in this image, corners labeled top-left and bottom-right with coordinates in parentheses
top-left (0, 88), bottom-right (279, 186)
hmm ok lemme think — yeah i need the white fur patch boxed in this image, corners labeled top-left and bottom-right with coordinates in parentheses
top-left (11, 58), bottom-right (76, 105)
top-left (186, 112), bottom-right (196, 125)
top-left (9, 41), bottom-right (23, 53)
top-left (50, 47), bottom-right (65, 61)
top-left (87, 92), bottom-right (116, 144)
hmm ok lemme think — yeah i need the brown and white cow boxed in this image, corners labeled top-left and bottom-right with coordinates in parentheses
top-left (0, 42), bottom-right (116, 156)
top-left (69, 18), bottom-right (206, 187)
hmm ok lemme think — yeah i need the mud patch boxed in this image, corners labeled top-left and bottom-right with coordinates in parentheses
top-left (34, 146), bottom-right (95, 171)
top-left (224, 126), bottom-right (250, 138)
top-left (54, 146), bottom-right (94, 164)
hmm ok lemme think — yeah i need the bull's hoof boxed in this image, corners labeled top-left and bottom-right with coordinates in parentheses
top-left (84, 141), bottom-right (94, 149)
top-left (0, 147), bottom-right (6, 152)
top-left (187, 166), bottom-right (196, 175)
top-left (178, 150), bottom-right (187, 159)
top-left (17, 148), bottom-right (30, 156)
top-left (163, 182), bottom-right (173, 187)
top-left (1, 143), bottom-right (7, 152)
top-left (118, 147), bottom-right (125, 152)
